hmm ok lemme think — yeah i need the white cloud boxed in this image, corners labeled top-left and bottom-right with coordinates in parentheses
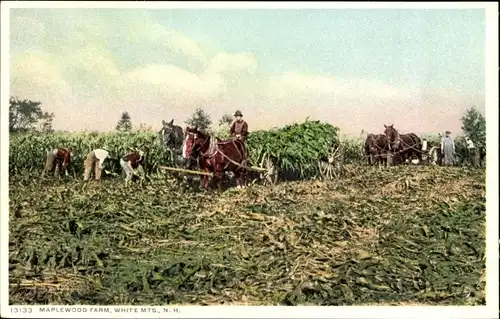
top-left (11, 53), bottom-right (71, 99)
top-left (8, 11), bottom-right (483, 135)
top-left (204, 52), bottom-right (258, 76)
top-left (119, 64), bottom-right (212, 100)
top-left (140, 22), bottom-right (207, 65)
top-left (67, 46), bottom-right (120, 78)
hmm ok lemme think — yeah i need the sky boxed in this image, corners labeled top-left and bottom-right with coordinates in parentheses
top-left (9, 7), bottom-right (486, 136)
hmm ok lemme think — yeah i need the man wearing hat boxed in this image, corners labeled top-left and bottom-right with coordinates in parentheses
top-left (229, 110), bottom-right (249, 142)
top-left (440, 130), bottom-right (455, 166)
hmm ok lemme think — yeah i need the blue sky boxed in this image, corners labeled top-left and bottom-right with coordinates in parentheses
top-left (150, 9), bottom-right (485, 91)
top-left (9, 7), bottom-right (486, 135)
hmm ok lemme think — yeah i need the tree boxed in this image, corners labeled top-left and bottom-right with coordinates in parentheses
top-left (9, 97), bottom-right (54, 133)
top-left (185, 107), bottom-right (212, 132)
top-left (219, 113), bottom-right (233, 126)
top-left (460, 106), bottom-right (486, 147)
top-left (212, 113), bottom-right (234, 139)
top-left (116, 112), bottom-right (133, 132)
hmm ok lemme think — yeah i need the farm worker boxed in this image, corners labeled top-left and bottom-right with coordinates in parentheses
top-left (42, 147), bottom-right (73, 177)
top-left (440, 131), bottom-right (455, 166)
top-left (83, 148), bottom-right (113, 181)
top-left (229, 110), bottom-right (249, 142)
top-left (120, 149), bottom-right (145, 181)
top-left (465, 137), bottom-right (476, 166)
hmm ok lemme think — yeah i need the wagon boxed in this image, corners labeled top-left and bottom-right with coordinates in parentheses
top-left (158, 120), bottom-right (344, 186)
top-left (158, 143), bottom-right (344, 186)
top-left (158, 152), bottom-right (278, 186)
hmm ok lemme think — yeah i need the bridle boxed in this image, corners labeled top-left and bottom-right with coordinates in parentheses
top-left (386, 128), bottom-right (425, 155)
top-left (161, 128), bottom-right (176, 145)
top-left (184, 131), bottom-right (210, 159)
top-left (369, 134), bottom-right (388, 152)
top-left (184, 132), bottom-right (248, 170)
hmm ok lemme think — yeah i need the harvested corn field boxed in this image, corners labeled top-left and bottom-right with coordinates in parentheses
top-left (9, 165), bottom-right (486, 306)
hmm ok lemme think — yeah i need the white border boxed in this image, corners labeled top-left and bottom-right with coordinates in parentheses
top-left (0, 1), bottom-right (496, 9)
top-left (1, 1), bottom-right (498, 319)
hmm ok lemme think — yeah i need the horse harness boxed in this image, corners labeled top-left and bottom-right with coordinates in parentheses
top-left (186, 133), bottom-right (250, 171)
top-left (389, 131), bottom-right (426, 156)
top-left (369, 135), bottom-right (388, 152)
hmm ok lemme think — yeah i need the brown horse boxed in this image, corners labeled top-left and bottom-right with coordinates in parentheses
top-left (384, 124), bottom-right (423, 164)
top-left (364, 134), bottom-right (389, 165)
top-left (182, 127), bottom-right (248, 191)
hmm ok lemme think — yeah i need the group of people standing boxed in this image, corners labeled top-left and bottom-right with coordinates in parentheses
top-left (439, 130), bottom-right (483, 167)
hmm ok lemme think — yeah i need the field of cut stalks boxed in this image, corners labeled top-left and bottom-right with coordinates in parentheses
top-left (9, 160), bottom-right (486, 305)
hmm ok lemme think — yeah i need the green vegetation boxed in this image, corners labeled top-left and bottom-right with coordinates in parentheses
top-left (246, 121), bottom-right (340, 178)
top-left (116, 112), bottom-right (133, 132)
top-left (7, 99), bottom-right (487, 306)
top-left (9, 165), bottom-right (485, 305)
top-left (9, 131), bottom-right (166, 177)
top-left (9, 120), bottom-right (353, 180)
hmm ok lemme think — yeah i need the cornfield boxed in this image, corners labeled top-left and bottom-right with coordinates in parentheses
top-left (9, 121), bottom-right (362, 179)
top-left (9, 163), bottom-right (486, 305)
top-left (9, 131), bottom-right (169, 177)
top-left (9, 127), bottom-right (480, 181)
top-left (8, 120), bottom-right (486, 306)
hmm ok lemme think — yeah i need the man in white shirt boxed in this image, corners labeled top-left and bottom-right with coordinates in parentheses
top-left (465, 137), bottom-right (476, 166)
top-left (83, 148), bottom-right (111, 181)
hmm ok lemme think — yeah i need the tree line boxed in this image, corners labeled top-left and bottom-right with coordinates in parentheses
top-left (8, 95), bottom-right (487, 148)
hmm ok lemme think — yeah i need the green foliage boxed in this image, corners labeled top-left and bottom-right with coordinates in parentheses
top-left (116, 112), bottom-right (133, 132)
top-left (218, 113), bottom-right (234, 126)
top-left (461, 106), bottom-right (486, 148)
top-left (10, 120), bottom-right (346, 179)
top-left (9, 131), bottom-right (169, 176)
top-left (9, 96), bottom-right (54, 133)
top-left (8, 165), bottom-right (485, 305)
top-left (340, 135), bottom-right (365, 164)
top-left (185, 107), bottom-right (212, 132)
top-left (212, 122), bottom-right (231, 140)
top-left (247, 120), bottom-right (340, 178)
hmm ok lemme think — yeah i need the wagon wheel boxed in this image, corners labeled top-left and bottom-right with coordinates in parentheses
top-left (318, 145), bottom-right (344, 180)
top-left (318, 161), bottom-right (334, 180)
top-left (260, 155), bottom-right (278, 186)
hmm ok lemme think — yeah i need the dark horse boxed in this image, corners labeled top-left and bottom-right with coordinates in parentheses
top-left (384, 124), bottom-right (423, 164)
top-left (364, 134), bottom-right (389, 165)
top-left (182, 127), bottom-right (248, 191)
top-left (159, 119), bottom-right (185, 166)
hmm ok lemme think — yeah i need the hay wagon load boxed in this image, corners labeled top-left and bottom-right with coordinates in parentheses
top-left (245, 120), bottom-right (343, 185)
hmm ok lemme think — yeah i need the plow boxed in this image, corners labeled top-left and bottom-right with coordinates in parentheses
top-left (158, 153), bottom-right (279, 185)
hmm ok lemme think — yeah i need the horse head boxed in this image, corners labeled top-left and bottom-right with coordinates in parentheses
top-left (384, 124), bottom-right (399, 150)
top-left (182, 126), bottom-right (209, 160)
top-left (384, 124), bottom-right (397, 142)
top-left (160, 119), bottom-right (184, 148)
top-left (365, 134), bottom-right (376, 152)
